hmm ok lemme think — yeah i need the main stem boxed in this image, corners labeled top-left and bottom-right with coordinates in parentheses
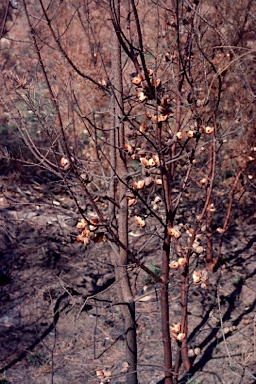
top-left (111, 1), bottom-right (137, 382)
top-left (158, 120), bottom-right (173, 383)
top-left (161, 233), bottom-right (173, 384)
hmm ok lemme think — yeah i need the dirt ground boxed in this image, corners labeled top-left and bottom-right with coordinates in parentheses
top-left (0, 168), bottom-right (255, 384)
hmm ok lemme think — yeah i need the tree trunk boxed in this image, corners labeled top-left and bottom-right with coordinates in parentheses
top-left (161, 234), bottom-right (173, 384)
top-left (111, 1), bottom-right (137, 382)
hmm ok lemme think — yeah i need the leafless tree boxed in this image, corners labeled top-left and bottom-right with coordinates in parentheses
top-left (0, 0), bottom-right (255, 383)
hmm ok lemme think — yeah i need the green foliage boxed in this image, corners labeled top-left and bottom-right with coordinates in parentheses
top-left (232, 274), bottom-right (243, 286)
top-left (26, 351), bottom-right (50, 367)
top-left (0, 122), bottom-right (18, 136)
top-left (143, 262), bottom-right (161, 285)
top-left (0, 125), bottom-right (8, 135)
top-left (222, 169), bottom-right (234, 180)
top-left (185, 375), bottom-right (201, 384)
top-left (116, 311), bottom-right (123, 320)
top-left (131, 159), bottom-right (141, 171)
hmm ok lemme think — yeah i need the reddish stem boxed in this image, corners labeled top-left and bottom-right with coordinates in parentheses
top-left (161, 233), bottom-right (173, 384)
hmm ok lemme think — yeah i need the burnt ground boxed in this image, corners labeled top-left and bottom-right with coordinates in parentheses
top-left (0, 168), bottom-right (255, 384)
